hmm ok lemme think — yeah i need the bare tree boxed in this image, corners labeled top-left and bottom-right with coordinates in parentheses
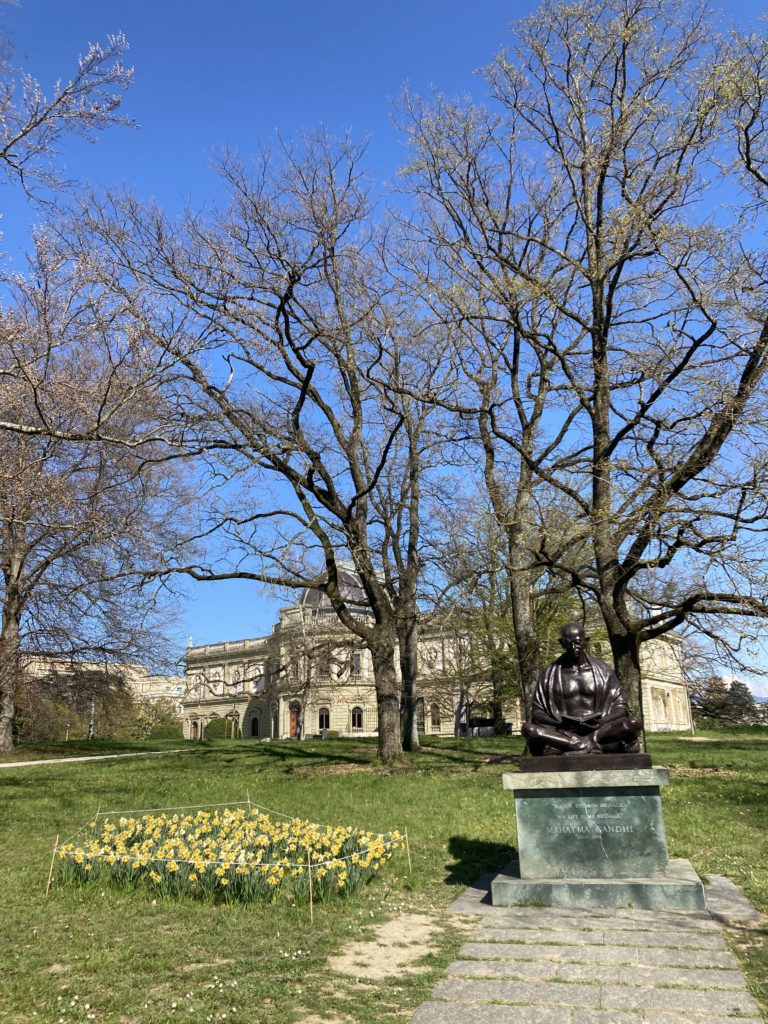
top-left (0, 246), bottom-right (188, 751)
top-left (64, 134), bottom-right (449, 764)
top-left (0, 22), bottom-right (133, 196)
top-left (401, 0), bottom-right (768, 712)
top-left (396, 78), bottom-right (587, 713)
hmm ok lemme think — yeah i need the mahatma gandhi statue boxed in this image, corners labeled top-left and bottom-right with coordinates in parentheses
top-left (521, 622), bottom-right (642, 756)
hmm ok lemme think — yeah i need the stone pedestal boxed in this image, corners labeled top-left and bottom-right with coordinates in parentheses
top-left (492, 766), bottom-right (705, 911)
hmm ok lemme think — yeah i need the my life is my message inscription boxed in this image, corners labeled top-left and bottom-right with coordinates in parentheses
top-left (503, 768), bottom-right (671, 879)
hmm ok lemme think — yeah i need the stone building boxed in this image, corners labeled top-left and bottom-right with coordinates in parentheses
top-left (23, 656), bottom-right (184, 706)
top-left (181, 572), bottom-right (486, 741)
top-left (180, 575), bottom-right (693, 740)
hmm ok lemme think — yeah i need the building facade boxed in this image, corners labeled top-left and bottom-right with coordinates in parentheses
top-left (180, 579), bottom-right (693, 740)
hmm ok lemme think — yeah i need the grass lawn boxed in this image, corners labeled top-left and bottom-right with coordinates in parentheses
top-left (0, 731), bottom-right (766, 1024)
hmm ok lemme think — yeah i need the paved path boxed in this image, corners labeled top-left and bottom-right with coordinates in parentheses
top-left (0, 749), bottom-right (188, 768)
top-left (413, 874), bottom-right (765, 1024)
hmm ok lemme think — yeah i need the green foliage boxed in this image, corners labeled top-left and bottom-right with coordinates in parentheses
top-left (689, 676), bottom-right (758, 725)
top-left (202, 716), bottom-right (240, 739)
top-left (132, 697), bottom-right (183, 740)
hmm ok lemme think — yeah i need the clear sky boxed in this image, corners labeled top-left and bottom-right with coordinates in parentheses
top-left (4, 1), bottom-right (768, 689)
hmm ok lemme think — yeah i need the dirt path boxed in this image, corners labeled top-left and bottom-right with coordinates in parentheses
top-left (0, 749), bottom-right (188, 768)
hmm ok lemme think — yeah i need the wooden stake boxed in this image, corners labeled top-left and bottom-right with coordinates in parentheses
top-left (46, 835), bottom-right (59, 896)
top-left (404, 831), bottom-right (412, 874)
top-left (307, 848), bottom-right (314, 925)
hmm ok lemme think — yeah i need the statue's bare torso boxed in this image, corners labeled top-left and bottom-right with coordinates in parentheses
top-left (521, 622), bottom-right (642, 755)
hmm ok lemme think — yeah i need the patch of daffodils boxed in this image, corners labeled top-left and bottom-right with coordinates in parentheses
top-left (56, 806), bottom-right (403, 905)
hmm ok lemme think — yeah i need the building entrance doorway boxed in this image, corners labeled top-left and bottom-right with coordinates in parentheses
top-left (289, 702), bottom-right (301, 738)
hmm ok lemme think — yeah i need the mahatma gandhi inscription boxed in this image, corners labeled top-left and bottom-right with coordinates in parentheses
top-left (503, 769), bottom-right (670, 880)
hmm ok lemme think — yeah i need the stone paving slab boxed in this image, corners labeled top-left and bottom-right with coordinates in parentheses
top-left (433, 978), bottom-right (598, 1007)
top-left (413, 1005), bottom-right (564, 1024)
top-left (413, 1007), bottom-right (764, 1024)
top-left (435, 976), bottom-right (759, 1016)
top-left (481, 917), bottom-right (729, 937)
top-left (706, 874), bottom-right (766, 925)
top-left (470, 907), bottom-right (720, 930)
top-left (417, 1007), bottom-right (765, 1024)
top-left (600, 983), bottom-right (757, 1015)
top-left (446, 957), bottom-right (747, 990)
top-left (424, 874), bottom-right (765, 1024)
top-left (569, 1014), bottom-right (762, 1024)
top-left (458, 940), bottom-right (740, 969)
top-left (471, 925), bottom-right (726, 948)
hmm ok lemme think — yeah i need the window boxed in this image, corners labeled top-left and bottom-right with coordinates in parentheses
top-left (351, 651), bottom-right (362, 675)
top-left (430, 703), bottom-right (441, 732)
top-left (319, 707), bottom-right (330, 731)
top-left (318, 648), bottom-right (331, 677)
top-left (351, 706), bottom-right (363, 731)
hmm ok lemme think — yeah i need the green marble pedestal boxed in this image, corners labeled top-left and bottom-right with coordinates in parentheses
top-left (492, 767), bottom-right (705, 911)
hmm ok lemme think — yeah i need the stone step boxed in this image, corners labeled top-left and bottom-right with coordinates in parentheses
top-left (413, 1004), bottom-right (763, 1024)
top-left (471, 925), bottom-right (726, 949)
top-left (459, 940), bottom-right (740, 970)
top-left (432, 978), bottom-right (760, 1017)
top-left (447, 957), bottom-right (747, 990)
top-left (473, 908), bottom-right (721, 932)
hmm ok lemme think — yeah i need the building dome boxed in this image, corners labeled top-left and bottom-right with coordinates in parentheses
top-left (300, 566), bottom-right (369, 612)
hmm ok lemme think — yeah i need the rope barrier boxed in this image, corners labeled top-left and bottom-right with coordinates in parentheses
top-left (55, 798), bottom-right (408, 873)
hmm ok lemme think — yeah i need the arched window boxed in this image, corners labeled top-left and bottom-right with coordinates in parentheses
top-left (251, 716), bottom-right (260, 738)
top-left (319, 707), bottom-right (330, 731)
top-left (430, 703), bottom-right (441, 733)
top-left (351, 706), bottom-right (363, 731)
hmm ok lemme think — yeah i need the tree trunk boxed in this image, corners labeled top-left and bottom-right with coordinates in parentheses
top-left (509, 577), bottom-right (538, 720)
top-left (0, 594), bottom-right (22, 753)
top-left (491, 686), bottom-right (506, 735)
top-left (607, 629), bottom-right (646, 748)
top-left (398, 615), bottom-right (421, 752)
top-left (371, 640), bottom-right (404, 764)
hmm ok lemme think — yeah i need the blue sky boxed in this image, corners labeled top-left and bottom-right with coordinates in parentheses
top-left (5, 0), bottom-right (541, 653)
top-left (5, 1), bottom-right (768, 686)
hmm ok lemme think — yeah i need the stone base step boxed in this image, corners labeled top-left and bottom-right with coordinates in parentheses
top-left (491, 857), bottom-right (705, 911)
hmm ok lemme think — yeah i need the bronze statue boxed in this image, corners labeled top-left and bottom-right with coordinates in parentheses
top-left (522, 622), bottom-right (642, 756)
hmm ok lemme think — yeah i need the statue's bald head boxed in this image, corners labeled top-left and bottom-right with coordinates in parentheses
top-left (559, 621), bottom-right (586, 657)
top-left (561, 618), bottom-right (585, 643)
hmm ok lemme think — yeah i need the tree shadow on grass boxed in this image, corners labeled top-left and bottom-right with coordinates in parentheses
top-left (194, 739), bottom-right (381, 769)
top-left (445, 834), bottom-right (517, 887)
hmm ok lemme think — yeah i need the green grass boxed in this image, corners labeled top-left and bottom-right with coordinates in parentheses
top-left (1, 738), bottom-right (187, 762)
top-left (0, 731), bottom-right (766, 1024)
